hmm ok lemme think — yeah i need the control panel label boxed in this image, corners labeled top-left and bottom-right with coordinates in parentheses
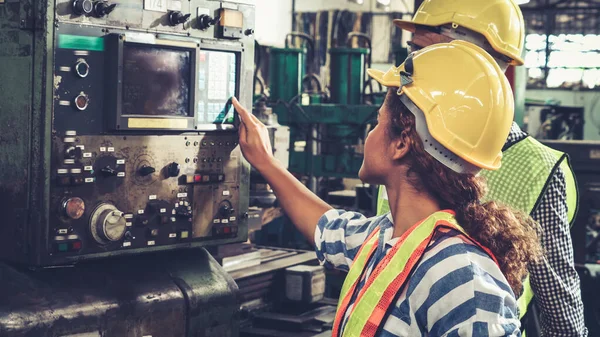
top-left (100, 147), bottom-right (106, 152)
top-left (160, 208), bottom-right (167, 213)
top-left (149, 195), bottom-right (157, 200)
top-left (223, 190), bottom-right (230, 196)
top-left (222, 219), bottom-right (229, 224)
top-left (169, 233), bottom-right (177, 238)
top-left (116, 159), bottom-right (125, 165)
top-left (108, 147), bottom-right (115, 152)
top-left (58, 34), bottom-right (105, 51)
top-left (57, 169), bottom-right (68, 174)
top-left (123, 242), bottom-right (132, 247)
top-left (138, 210), bottom-right (145, 215)
top-left (58, 229), bottom-right (68, 234)
top-left (177, 193), bottom-right (187, 198)
top-left (117, 172), bottom-right (125, 177)
top-left (147, 240), bottom-right (156, 246)
top-left (84, 166), bottom-right (93, 171)
top-left (124, 214), bottom-right (134, 219)
top-left (126, 222), bottom-right (132, 227)
top-left (71, 168), bottom-right (82, 174)
top-left (213, 219), bottom-right (221, 224)
top-left (591, 149), bottom-right (600, 159)
top-left (64, 159), bottom-right (75, 164)
top-left (83, 152), bottom-right (92, 158)
top-left (230, 216), bottom-right (236, 222)
top-left (85, 177), bottom-right (95, 183)
top-left (65, 131), bottom-right (77, 136)
top-left (144, 0), bottom-right (167, 12)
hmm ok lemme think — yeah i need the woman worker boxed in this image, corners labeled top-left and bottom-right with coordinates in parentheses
top-left (232, 40), bottom-right (542, 336)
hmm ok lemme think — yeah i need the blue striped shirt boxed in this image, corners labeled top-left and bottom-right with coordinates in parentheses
top-left (315, 209), bottom-right (522, 337)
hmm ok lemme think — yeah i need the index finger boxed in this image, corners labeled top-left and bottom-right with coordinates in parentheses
top-left (232, 97), bottom-right (256, 126)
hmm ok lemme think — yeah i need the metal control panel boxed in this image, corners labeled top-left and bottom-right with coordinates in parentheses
top-left (0, 0), bottom-right (255, 266)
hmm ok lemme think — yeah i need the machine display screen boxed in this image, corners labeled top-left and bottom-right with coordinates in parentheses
top-left (197, 50), bottom-right (238, 124)
top-left (122, 44), bottom-right (191, 116)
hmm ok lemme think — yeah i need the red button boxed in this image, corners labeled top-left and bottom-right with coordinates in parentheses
top-left (223, 227), bottom-right (231, 234)
top-left (194, 174), bottom-right (202, 183)
top-left (71, 241), bottom-right (82, 250)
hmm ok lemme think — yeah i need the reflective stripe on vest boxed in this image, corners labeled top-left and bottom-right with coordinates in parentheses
top-left (375, 136), bottom-right (578, 326)
top-left (333, 211), bottom-right (499, 337)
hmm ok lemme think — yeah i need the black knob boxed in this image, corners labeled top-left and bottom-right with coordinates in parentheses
top-left (147, 228), bottom-right (159, 238)
top-left (167, 162), bottom-right (181, 177)
top-left (245, 29), bottom-right (254, 36)
top-left (93, 1), bottom-right (116, 18)
top-left (100, 166), bottom-right (117, 177)
top-left (138, 165), bottom-right (156, 177)
top-left (72, 0), bottom-right (94, 15)
top-left (124, 231), bottom-right (134, 240)
top-left (197, 14), bottom-right (219, 30)
top-left (168, 11), bottom-right (191, 26)
top-left (218, 201), bottom-right (234, 217)
top-left (66, 146), bottom-right (83, 159)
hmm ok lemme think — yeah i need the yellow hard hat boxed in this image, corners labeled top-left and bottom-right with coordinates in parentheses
top-left (394, 0), bottom-right (525, 66)
top-left (367, 40), bottom-right (514, 171)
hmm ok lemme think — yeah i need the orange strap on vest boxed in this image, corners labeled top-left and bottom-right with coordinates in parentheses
top-left (332, 211), bottom-right (499, 337)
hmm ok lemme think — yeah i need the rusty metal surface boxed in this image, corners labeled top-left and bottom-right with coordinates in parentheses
top-left (0, 248), bottom-right (239, 337)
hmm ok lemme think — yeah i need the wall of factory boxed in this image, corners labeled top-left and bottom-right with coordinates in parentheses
top-left (526, 90), bottom-right (600, 140)
top-left (254, 0), bottom-right (293, 47)
top-left (254, 0), bottom-right (413, 51)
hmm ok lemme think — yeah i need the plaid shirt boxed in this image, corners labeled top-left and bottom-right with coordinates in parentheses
top-left (506, 123), bottom-right (587, 336)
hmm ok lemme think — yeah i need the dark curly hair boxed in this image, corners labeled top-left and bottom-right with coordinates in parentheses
top-left (384, 89), bottom-right (543, 296)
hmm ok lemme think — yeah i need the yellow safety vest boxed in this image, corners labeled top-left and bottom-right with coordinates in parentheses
top-left (333, 211), bottom-right (499, 337)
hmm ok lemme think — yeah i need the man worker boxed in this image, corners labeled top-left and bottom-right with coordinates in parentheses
top-left (375, 0), bottom-right (587, 336)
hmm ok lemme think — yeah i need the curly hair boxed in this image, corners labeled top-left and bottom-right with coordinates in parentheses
top-left (384, 89), bottom-right (543, 296)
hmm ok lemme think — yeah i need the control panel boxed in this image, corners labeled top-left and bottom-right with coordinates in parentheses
top-left (51, 134), bottom-right (243, 256)
top-left (0, 0), bottom-right (255, 266)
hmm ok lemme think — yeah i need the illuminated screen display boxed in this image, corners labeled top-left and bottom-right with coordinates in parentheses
top-left (197, 50), bottom-right (237, 124)
top-left (122, 44), bottom-right (191, 116)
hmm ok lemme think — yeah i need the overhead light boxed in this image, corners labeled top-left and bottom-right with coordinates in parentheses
top-left (349, 0), bottom-right (364, 4)
top-left (376, 0), bottom-right (391, 10)
top-left (515, 0), bottom-right (530, 4)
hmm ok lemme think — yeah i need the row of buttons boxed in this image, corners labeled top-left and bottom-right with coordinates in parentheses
top-left (184, 140), bottom-right (236, 147)
top-left (55, 240), bottom-right (82, 253)
top-left (183, 173), bottom-right (225, 184)
top-left (213, 226), bottom-right (238, 236)
top-left (122, 230), bottom-right (191, 248)
top-left (57, 175), bottom-right (95, 186)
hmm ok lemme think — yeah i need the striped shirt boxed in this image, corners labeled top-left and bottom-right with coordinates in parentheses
top-left (315, 209), bottom-right (521, 337)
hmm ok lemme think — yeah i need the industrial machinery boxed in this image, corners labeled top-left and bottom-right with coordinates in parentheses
top-left (527, 103), bottom-right (585, 140)
top-left (269, 33), bottom-right (381, 194)
top-left (0, 0), bottom-right (257, 336)
top-left (0, 0), bottom-right (256, 267)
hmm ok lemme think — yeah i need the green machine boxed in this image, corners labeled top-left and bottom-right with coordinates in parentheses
top-left (269, 33), bottom-right (383, 192)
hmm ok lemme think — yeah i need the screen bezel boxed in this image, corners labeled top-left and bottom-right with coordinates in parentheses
top-left (195, 43), bottom-right (243, 131)
top-left (105, 34), bottom-right (199, 131)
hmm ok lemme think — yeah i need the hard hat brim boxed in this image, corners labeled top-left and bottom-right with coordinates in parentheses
top-left (393, 19), bottom-right (525, 66)
top-left (393, 19), bottom-right (417, 33)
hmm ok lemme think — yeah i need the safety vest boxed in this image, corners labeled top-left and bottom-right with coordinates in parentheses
top-left (333, 211), bottom-right (498, 337)
top-left (376, 136), bottom-right (579, 332)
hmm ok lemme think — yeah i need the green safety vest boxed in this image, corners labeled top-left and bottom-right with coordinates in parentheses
top-left (375, 136), bottom-right (579, 334)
